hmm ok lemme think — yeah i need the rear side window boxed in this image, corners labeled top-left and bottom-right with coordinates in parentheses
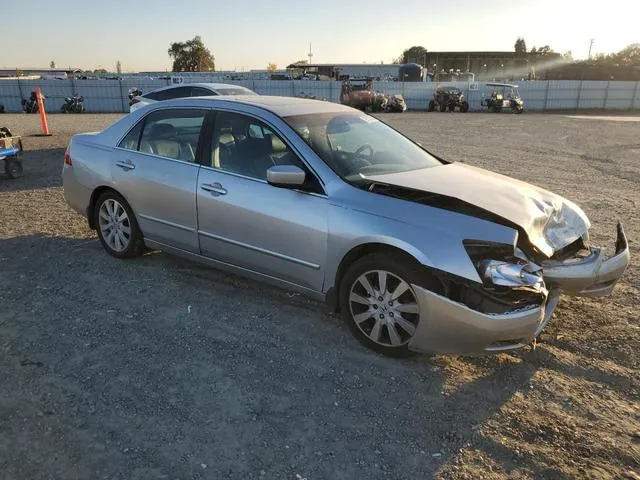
top-left (191, 87), bottom-right (216, 97)
top-left (119, 121), bottom-right (144, 150)
top-left (144, 86), bottom-right (191, 101)
top-left (120, 109), bottom-right (207, 163)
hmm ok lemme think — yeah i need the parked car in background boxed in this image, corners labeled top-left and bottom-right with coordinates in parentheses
top-left (63, 96), bottom-right (629, 357)
top-left (129, 83), bottom-right (257, 112)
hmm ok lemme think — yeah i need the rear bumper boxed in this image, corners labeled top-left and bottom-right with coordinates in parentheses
top-left (542, 222), bottom-right (630, 297)
top-left (408, 286), bottom-right (559, 355)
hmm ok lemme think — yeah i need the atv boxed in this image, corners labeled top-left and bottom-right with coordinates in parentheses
top-left (428, 87), bottom-right (469, 112)
top-left (0, 127), bottom-right (24, 179)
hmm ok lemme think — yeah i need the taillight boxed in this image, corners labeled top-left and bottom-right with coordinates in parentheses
top-left (64, 145), bottom-right (72, 165)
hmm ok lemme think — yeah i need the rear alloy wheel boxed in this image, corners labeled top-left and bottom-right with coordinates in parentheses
top-left (95, 191), bottom-right (144, 258)
top-left (340, 253), bottom-right (425, 357)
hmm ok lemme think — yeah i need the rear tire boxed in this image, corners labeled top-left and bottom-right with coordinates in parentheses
top-left (439, 103), bottom-right (446, 112)
top-left (94, 191), bottom-right (145, 259)
top-left (428, 100), bottom-right (436, 112)
top-left (340, 252), bottom-right (436, 358)
top-left (460, 101), bottom-right (469, 112)
top-left (5, 158), bottom-right (23, 179)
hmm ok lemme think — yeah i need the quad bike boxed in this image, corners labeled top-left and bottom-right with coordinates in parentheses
top-left (128, 87), bottom-right (143, 106)
top-left (60, 94), bottom-right (85, 113)
top-left (428, 87), bottom-right (469, 112)
top-left (0, 127), bottom-right (24, 179)
top-left (21, 91), bottom-right (43, 113)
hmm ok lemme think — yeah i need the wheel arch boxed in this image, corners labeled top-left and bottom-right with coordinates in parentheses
top-left (326, 241), bottom-right (433, 312)
top-left (87, 185), bottom-right (128, 230)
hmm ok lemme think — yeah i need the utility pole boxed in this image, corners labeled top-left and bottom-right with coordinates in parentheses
top-left (307, 43), bottom-right (313, 64)
top-left (588, 39), bottom-right (595, 60)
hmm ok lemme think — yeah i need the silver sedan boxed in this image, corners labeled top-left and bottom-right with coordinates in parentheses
top-left (62, 96), bottom-right (630, 357)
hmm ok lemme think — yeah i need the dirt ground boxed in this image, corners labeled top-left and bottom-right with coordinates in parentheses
top-left (0, 112), bottom-right (638, 480)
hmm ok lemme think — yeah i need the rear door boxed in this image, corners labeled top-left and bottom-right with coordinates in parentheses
top-left (111, 108), bottom-right (208, 252)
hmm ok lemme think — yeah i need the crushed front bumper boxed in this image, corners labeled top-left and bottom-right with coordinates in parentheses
top-left (542, 222), bottom-right (629, 297)
top-left (408, 286), bottom-right (560, 355)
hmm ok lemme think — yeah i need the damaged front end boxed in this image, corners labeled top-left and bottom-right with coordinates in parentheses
top-left (407, 241), bottom-right (558, 354)
top-left (361, 171), bottom-right (630, 354)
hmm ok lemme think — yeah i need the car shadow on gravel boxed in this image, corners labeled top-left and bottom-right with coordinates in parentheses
top-left (0, 233), bottom-right (576, 478)
top-left (0, 148), bottom-right (64, 192)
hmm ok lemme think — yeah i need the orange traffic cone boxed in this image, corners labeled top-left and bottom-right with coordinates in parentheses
top-left (35, 88), bottom-right (52, 136)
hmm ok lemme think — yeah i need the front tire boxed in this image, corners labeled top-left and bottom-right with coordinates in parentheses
top-left (340, 253), bottom-right (430, 357)
top-left (94, 191), bottom-right (144, 259)
top-left (428, 100), bottom-right (436, 112)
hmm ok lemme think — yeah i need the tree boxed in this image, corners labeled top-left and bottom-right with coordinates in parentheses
top-left (168, 35), bottom-right (215, 72)
top-left (535, 45), bottom-right (555, 56)
top-left (50, 60), bottom-right (56, 69)
top-left (394, 46), bottom-right (427, 65)
top-left (610, 43), bottom-right (640, 66)
top-left (514, 38), bottom-right (527, 55)
top-left (116, 60), bottom-right (122, 74)
top-left (266, 62), bottom-right (277, 73)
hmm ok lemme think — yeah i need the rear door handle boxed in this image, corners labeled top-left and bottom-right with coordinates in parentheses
top-left (200, 183), bottom-right (227, 196)
top-left (116, 160), bottom-right (135, 171)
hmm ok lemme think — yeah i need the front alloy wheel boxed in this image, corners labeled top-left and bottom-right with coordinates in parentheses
top-left (340, 253), bottom-right (427, 357)
top-left (349, 270), bottom-right (419, 348)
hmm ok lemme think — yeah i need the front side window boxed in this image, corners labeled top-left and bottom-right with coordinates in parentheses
top-left (120, 109), bottom-right (206, 162)
top-left (283, 112), bottom-right (443, 183)
top-left (209, 111), bottom-right (312, 183)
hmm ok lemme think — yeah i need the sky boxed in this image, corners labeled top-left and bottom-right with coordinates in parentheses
top-left (2, 0), bottom-right (638, 72)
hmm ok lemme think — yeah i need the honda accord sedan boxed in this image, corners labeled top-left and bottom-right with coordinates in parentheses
top-left (62, 96), bottom-right (630, 357)
top-left (129, 83), bottom-right (257, 112)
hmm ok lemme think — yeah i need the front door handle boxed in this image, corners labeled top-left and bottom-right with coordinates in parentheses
top-left (200, 182), bottom-right (227, 196)
top-left (116, 160), bottom-right (135, 171)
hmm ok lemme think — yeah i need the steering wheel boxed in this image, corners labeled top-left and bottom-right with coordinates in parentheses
top-left (353, 144), bottom-right (374, 165)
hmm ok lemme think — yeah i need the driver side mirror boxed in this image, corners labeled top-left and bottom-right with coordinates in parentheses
top-left (267, 165), bottom-right (306, 188)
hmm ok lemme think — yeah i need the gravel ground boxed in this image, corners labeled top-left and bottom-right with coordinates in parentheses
top-left (0, 112), bottom-right (638, 480)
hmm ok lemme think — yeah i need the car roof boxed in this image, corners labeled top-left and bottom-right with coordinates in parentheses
top-left (157, 95), bottom-right (354, 117)
top-left (146, 82), bottom-right (253, 94)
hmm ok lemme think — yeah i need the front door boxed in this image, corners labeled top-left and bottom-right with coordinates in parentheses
top-left (196, 111), bottom-right (328, 292)
top-left (111, 108), bottom-right (207, 252)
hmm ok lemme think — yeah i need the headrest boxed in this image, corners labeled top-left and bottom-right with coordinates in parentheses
top-left (149, 123), bottom-right (176, 140)
top-left (269, 134), bottom-right (287, 154)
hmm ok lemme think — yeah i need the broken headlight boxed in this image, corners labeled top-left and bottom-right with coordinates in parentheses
top-left (478, 259), bottom-right (543, 289)
top-left (465, 242), bottom-right (544, 290)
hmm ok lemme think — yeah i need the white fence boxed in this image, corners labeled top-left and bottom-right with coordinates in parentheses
top-left (0, 79), bottom-right (639, 113)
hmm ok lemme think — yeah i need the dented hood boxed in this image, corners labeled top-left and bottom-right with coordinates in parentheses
top-left (367, 163), bottom-right (590, 257)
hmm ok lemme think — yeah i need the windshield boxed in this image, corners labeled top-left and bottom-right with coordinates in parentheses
top-left (284, 112), bottom-right (442, 182)
top-left (215, 88), bottom-right (256, 95)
